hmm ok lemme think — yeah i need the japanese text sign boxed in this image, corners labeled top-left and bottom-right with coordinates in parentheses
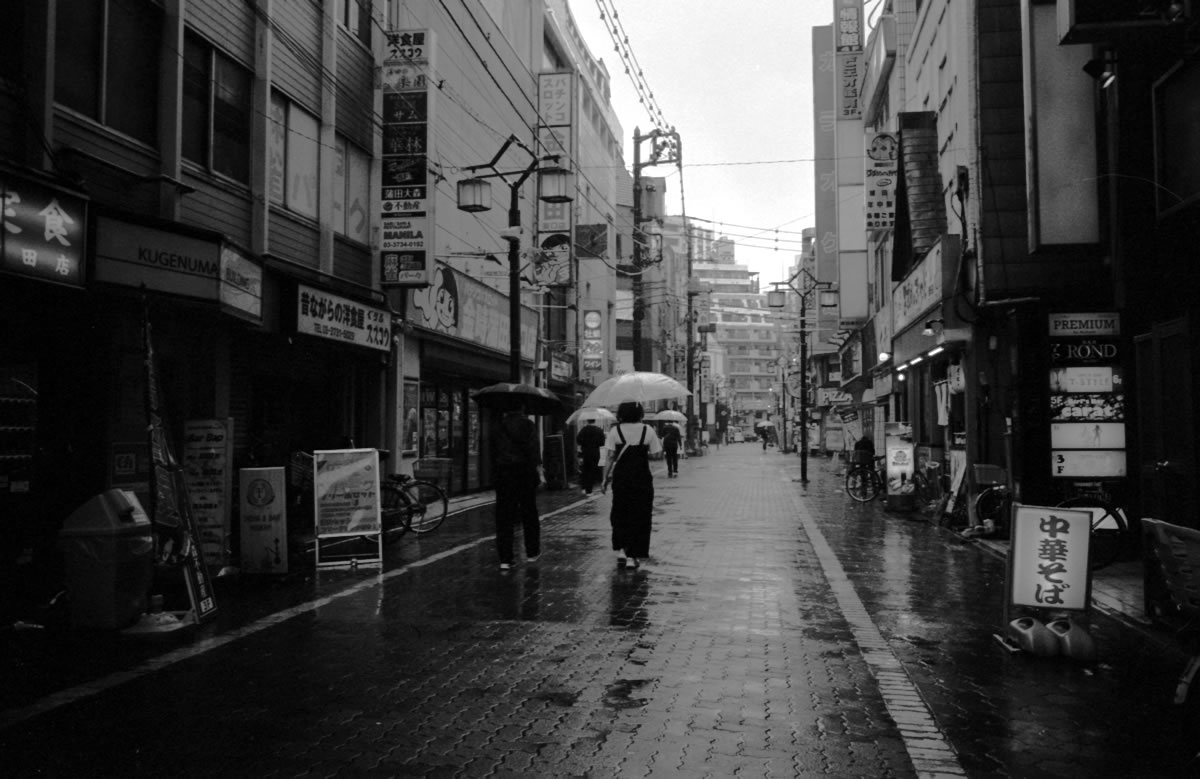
top-left (380, 28), bottom-right (436, 286)
top-left (1, 175), bottom-right (87, 287)
top-left (313, 449), bottom-right (381, 537)
top-left (1010, 504), bottom-right (1092, 612)
top-left (296, 284), bottom-right (391, 352)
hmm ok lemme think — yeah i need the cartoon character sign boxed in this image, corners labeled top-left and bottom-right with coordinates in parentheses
top-left (533, 232), bottom-right (572, 287)
top-left (411, 264), bottom-right (459, 334)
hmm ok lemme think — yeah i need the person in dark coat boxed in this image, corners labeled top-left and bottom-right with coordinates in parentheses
top-left (491, 406), bottom-right (541, 570)
top-left (661, 422), bottom-right (682, 478)
top-left (600, 401), bottom-right (662, 569)
top-left (576, 418), bottom-right (606, 494)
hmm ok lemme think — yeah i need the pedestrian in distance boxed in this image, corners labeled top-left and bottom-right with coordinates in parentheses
top-left (601, 401), bottom-right (662, 569)
top-left (491, 405), bottom-right (541, 571)
top-left (576, 418), bottom-right (606, 494)
top-left (661, 422), bottom-right (682, 478)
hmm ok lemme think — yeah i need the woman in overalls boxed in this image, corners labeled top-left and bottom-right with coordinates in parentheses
top-left (601, 401), bottom-right (663, 568)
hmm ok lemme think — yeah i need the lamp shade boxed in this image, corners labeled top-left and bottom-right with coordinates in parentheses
top-left (456, 177), bottom-right (491, 213)
top-left (538, 167), bottom-right (573, 204)
top-left (766, 289), bottom-right (787, 308)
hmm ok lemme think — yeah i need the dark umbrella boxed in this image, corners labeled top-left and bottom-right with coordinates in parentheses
top-left (471, 382), bottom-right (562, 415)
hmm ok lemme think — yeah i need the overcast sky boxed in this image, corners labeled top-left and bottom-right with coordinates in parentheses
top-left (568, 0), bottom-right (838, 286)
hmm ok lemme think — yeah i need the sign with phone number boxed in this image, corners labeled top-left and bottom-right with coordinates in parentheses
top-left (296, 284), bottom-right (390, 352)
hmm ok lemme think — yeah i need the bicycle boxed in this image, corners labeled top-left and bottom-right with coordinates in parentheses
top-left (970, 468), bottom-right (1129, 571)
top-left (845, 453), bottom-right (886, 502)
top-left (292, 450), bottom-right (447, 544)
top-left (1053, 482), bottom-right (1130, 572)
top-left (911, 459), bottom-right (947, 515)
top-left (380, 473), bottom-right (447, 542)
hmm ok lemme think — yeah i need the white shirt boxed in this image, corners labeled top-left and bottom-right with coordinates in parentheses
top-left (604, 422), bottom-right (663, 457)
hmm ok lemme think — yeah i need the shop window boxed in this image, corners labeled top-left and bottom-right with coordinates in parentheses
top-left (183, 33), bottom-right (251, 183)
top-left (55, 0), bottom-right (162, 145)
top-left (268, 92), bottom-right (320, 220)
top-left (333, 136), bottom-right (371, 244)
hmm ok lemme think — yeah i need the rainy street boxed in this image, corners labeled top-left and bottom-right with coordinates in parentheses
top-left (1, 444), bottom-right (1197, 778)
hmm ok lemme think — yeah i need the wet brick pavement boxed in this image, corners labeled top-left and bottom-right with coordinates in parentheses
top-left (1, 445), bottom-right (1197, 777)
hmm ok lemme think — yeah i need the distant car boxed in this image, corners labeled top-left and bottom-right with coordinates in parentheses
top-left (731, 429), bottom-right (745, 443)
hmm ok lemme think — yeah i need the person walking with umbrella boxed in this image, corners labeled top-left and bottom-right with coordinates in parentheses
top-left (600, 401), bottom-right (662, 569)
top-left (490, 403), bottom-right (542, 570)
top-left (576, 418), bottom-right (605, 494)
top-left (661, 422), bottom-right (682, 478)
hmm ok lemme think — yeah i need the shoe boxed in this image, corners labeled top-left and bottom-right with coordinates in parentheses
top-left (628, 557), bottom-right (640, 569)
top-left (499, 563), bottom-right (513, 571)
top-left (616, 556), bottom-right (627, 568)
top-left (527, 554), bottom-right (540, 564)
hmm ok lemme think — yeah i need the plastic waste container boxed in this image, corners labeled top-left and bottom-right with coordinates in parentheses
top-left (59, 489), bottom-right (154, 629)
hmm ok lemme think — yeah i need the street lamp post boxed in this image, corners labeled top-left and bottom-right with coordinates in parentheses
top-left (457, 135), bottom-right (572, 382)
top-left (768, 269), bottom-right (833, 485)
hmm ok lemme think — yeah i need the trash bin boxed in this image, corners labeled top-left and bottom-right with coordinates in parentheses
top-left (58, 489), bottom-right (154, 629)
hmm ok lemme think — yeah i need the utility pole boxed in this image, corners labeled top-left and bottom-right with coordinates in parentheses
top-left (630, 126), bottom-right (679, 370)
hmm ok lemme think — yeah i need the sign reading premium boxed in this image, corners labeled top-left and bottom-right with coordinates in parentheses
top-left (380, 29), bottom-right (436, 287)
top-left (296, 284), bottom-right (390, 352)
top-left (1, 174), bottom-right (87, 287)
top-left (1047, 312), bottom-right (1124, 478)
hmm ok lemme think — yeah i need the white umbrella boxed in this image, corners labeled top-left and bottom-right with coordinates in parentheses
top-left (582, 372), bottom-right (691, 408)
top-left (566, 407), bottom-right (616, 426)
top-left (655, 409), bottom-right (687, 423)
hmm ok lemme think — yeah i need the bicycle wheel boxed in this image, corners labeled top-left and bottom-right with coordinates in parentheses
top-left (1055, 497), bottom-right (1129, 571)
top-left (973, 486), bottom-right (1009, 530)
top-left (380, 484), bottom-right (411, 543)
top-left (846, 466), bottom-right (879, 502)
top-left (401, 479), bottom-right (447, 534)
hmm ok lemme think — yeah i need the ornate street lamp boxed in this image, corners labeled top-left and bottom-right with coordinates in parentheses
top-left (456, 136), bottom-right (573, 382)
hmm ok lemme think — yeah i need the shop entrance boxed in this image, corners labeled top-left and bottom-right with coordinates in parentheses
top-left (1135, 317), bottom-right (1197, 530)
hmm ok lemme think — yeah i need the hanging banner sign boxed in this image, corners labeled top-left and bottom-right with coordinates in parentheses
top-left (1009, 504), bottom-right (1092, 612)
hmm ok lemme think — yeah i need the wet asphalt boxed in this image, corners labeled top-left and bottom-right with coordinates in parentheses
top-left (1, 444), bottom-right (1197, 777)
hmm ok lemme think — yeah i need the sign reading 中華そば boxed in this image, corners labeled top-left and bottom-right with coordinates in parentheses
top-left (1009, 504), bottom-right (1092, 611)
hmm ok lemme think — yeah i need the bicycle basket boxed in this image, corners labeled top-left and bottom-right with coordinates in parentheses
top-left (849, 450), bottom-right (875, 465)
top-left (973, 464), bottom-right (1006, 486)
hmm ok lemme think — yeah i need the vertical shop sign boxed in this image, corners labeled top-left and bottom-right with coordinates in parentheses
top-left (582, 309), bottom-right (603, 373)
top-left (536, 71), bottom-right (575, 288)
top-left (1047, 312), bottom-right (1125, 478)
top-left (1, 174), bottom-right (87, 287)
top-left (183, 419), bottom-right (233, 568)
top-left (812, 25), bottom-right (838, 284)
top-left (865, 132), bottom-right (897, 230)
top-left (239, 467), bottom-right (288, 574)
top-left (380, 29), bottom-right (437, 286)
top-left (1009, 504), bottom-right (1092, 611)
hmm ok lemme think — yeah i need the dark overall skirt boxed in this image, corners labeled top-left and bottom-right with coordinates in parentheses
top-left (610, 425), bottom-right (653, 558)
